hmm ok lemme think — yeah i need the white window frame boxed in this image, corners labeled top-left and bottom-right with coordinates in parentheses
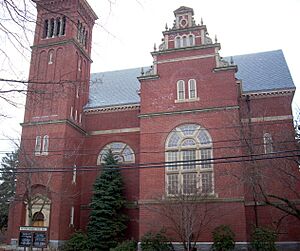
top-left (97, 142), bottom-right (135, 165)
top-left (41, 135), bottom-right (49, 155)
top-left (175, 36), bottom-right (181, 48)
top-left (176, 80), bottom-right (185, 101)
top-left (35, 136), bottom-right (42, 156)
top-left (188, 79), bottom-right (197, 99)
top-left (188, 34), bottom-right (195, 46)
top-left (165, 124), bottom-right (214, 196)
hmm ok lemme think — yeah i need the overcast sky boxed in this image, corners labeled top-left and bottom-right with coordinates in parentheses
top-left (0, 0), bottom-right (299, 154)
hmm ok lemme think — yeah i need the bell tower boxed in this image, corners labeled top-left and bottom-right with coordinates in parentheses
top-left (7, 0), bottom-right (97, 248)
top-left (25, 0), bottom-right (98, 124)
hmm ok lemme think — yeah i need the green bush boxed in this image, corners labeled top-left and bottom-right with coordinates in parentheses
top-left (62, 231), bottom-right (89, 251)
top-left (110, 240), bottom-right (137, 251)
top-left (251, 227), bottom-right (277, 251)
top-left (141, 230), bottom-right (173, 251)
top-left (211, 225), bottom-right (235, 251)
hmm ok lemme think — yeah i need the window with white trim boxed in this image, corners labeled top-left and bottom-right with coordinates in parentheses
top-left (188, 79), bottom-right (197, 99)
top-left (165, 124), bottom-right (214, 195)
top-left (175, 37), bottom-right (181, 48)
top-left (188, 34), bottom-right (195, 46)
top-left (177, 80), bottom-right (185, 100)
top-left (182, 36), bottom-right (187, 47)
top-left (97, 142), bottom-right (135, 165)
top-left (263, 133), bottom-right (273, 154)
top-left (35, 136), bottom-right (42, 156)
top-left (42, 135), bottom-right (49, 155)
top-left (176, 79), bottom-right (198, 102)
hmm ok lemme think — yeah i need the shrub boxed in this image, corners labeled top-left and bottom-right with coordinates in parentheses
top-left (211, 225), bottom-right (235, 251)
top-left (141, 230), bottom-right (173, 251)
top-left (251, 226), bottom-right (277, 251)
top-left (62, 231), bottom-right (89, 251)
top-left (110, 240), bottom-right (137, 251)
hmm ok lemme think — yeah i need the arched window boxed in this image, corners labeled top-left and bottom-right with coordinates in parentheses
top-left (35, 136), bottom-right (42, 155)
top-left (177, 80), bottom-right (185, 100)
top-left (97, 142), bottom-right (135, 165)
top-left (264, 133), bottom-right (273, 154)
top-left (42, 135), bottom-right (49, 155)
top-left (55, 17), bottom-right (61, 36)
top-left (182, 36), bottom-right (187, 47)
top-left (43, 20), bottom-right (48, 38)
top-left (49, 18), bottom-right (55, 37)
top-left (32, 212), bottom-right (45, 227)
top-left (188, 34), bottom-right (194, 46)
top-left (188, 79), bottom-right (197, 99)
top-left (175, 37), bottom-right (181, 48)
top-left (165, 124), bottom-right (214, 195)
top-left (61, 16), bottom-right (66, 35)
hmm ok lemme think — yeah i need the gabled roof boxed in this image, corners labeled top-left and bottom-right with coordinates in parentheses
top-left (86, 50), bottom-right (295, 109)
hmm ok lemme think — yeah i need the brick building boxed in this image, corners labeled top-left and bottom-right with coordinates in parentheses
top-left (7, 0), bottom-right (300, 250)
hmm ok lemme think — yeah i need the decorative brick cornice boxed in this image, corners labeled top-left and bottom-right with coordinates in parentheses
top-left (84, 103), bottom-right (140, 114)
top-left (151, 43), bottom-right (220, 56)
top-left (31, 38), bottom-right (92, 62)
top-left (139, 105), bottom-right (239, 118)
top-left (21, 119), bottom-right (87, 135)
top-left (242, 88), bottom-right (295, 98)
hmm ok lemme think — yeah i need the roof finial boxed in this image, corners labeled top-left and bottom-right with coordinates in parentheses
top-left (141, 67), bottom-right (144, 76)
top-left (201, 17), bottom-right (203, 25)
top-left (154, 43), bottom-right (157, 51)
top-left (165, 23), bottom-right (168, 30)
top-left (215, 35), bottom-right (218, 43)
top-left (230, 56), bottom-right (234, 65)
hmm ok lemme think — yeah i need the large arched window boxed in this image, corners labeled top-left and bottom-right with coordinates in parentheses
top-left (97, 142), bottom-right (135, 165)
top-left (165, 124), bottom-right (214, 195)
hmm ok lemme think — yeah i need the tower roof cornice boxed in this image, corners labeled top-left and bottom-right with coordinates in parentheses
top-left (174, 6), bottom-right (194, 16)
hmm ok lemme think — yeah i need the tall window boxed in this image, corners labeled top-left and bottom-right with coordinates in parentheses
top-left (165, 124), bottom-right (214, 195)
top-left (42, 135), bottom-right (49, 155)
top-left (182, 36), bottom-right (187, 47)
top-left (175, 37), bottom-right (181, 48)
top-left (264, 133), bottom-right (273, 154)
top-left (188, 79), bottom-right (197, 99)
top-left (188, 34), bottom-right (194, 46)
top-left (35, 136), bottom-right (42, 156)
top-left (97, 142), bottom-right (135, 165)
top-left (177, 80), bottom-right (185, 100)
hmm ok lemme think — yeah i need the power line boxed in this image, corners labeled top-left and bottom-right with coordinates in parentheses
top-left (1, 149), bottom-right (299, 174)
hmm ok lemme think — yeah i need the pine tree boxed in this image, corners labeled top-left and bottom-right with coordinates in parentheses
top-left (87, 150), bottom-right (127, 251)
top-left (0, 150), bottom-right (18, 232)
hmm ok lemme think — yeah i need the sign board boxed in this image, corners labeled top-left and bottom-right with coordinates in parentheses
top-left (20, 226), bottom-right (48, 232)
top-left (33, 232), bottom-right (47, 248)
top-left (19, 226), bottom-right (48, 248)
top-left (19, 232), bottom-right (32, 247)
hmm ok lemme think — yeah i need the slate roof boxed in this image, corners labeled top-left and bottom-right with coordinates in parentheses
top-left (230, 50), bottom-right (295, 93)
top-left (86, 50), bottom-right (295, 109)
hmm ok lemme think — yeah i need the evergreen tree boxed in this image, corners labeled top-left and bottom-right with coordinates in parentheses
top-left (0, 151), bottom-right (18, 232)
top-left (87, 150), bottom-right (127, 251)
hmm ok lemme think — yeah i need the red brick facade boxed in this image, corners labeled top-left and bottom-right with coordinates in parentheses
top-left (7, 1), bottom-right (300, 250)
